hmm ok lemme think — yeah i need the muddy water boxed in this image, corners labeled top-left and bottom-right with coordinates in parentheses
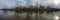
top-left (0, 10), bottom-right (60, 20)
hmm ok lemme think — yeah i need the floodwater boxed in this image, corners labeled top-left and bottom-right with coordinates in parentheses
top-left (0, 10), bottom-right (60, 20)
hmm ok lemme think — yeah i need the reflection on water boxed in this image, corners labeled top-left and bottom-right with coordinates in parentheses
top-left (0, 10), bottom-right (60, 20)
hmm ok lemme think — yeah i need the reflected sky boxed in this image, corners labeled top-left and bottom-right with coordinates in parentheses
top-left (0, 10), bottom-right (60, 20)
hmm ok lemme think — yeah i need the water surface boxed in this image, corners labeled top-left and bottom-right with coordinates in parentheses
top-left (0, 10), bottom-right (60, 20)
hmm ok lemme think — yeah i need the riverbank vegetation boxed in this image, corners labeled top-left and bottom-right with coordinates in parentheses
top-left (2, 5), bottom-right (60, 13)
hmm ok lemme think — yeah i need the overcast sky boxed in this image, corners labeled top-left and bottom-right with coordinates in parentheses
top-left (0, 0), bottom-right (60, 9)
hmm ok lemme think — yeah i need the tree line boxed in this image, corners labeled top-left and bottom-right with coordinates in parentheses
top-left (2, 5), bottom-right (60, 13)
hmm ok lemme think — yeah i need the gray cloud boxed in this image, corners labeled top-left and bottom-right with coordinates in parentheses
top-left (0, 0), bottom-right (60, 9)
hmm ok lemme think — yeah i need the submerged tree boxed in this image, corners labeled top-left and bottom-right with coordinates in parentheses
top-left (46, 6), bottom-right (55, 14)
top-left (39, 6), bottom-right (44, 14)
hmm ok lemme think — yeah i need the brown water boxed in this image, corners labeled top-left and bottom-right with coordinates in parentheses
top-left (0, 10), bottom-right (60, 20)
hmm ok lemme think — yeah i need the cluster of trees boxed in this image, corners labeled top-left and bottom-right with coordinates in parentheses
top-left (2, 5), bottom-right (59, 13)
top-left (14, 6), bottom-right (58, 12)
